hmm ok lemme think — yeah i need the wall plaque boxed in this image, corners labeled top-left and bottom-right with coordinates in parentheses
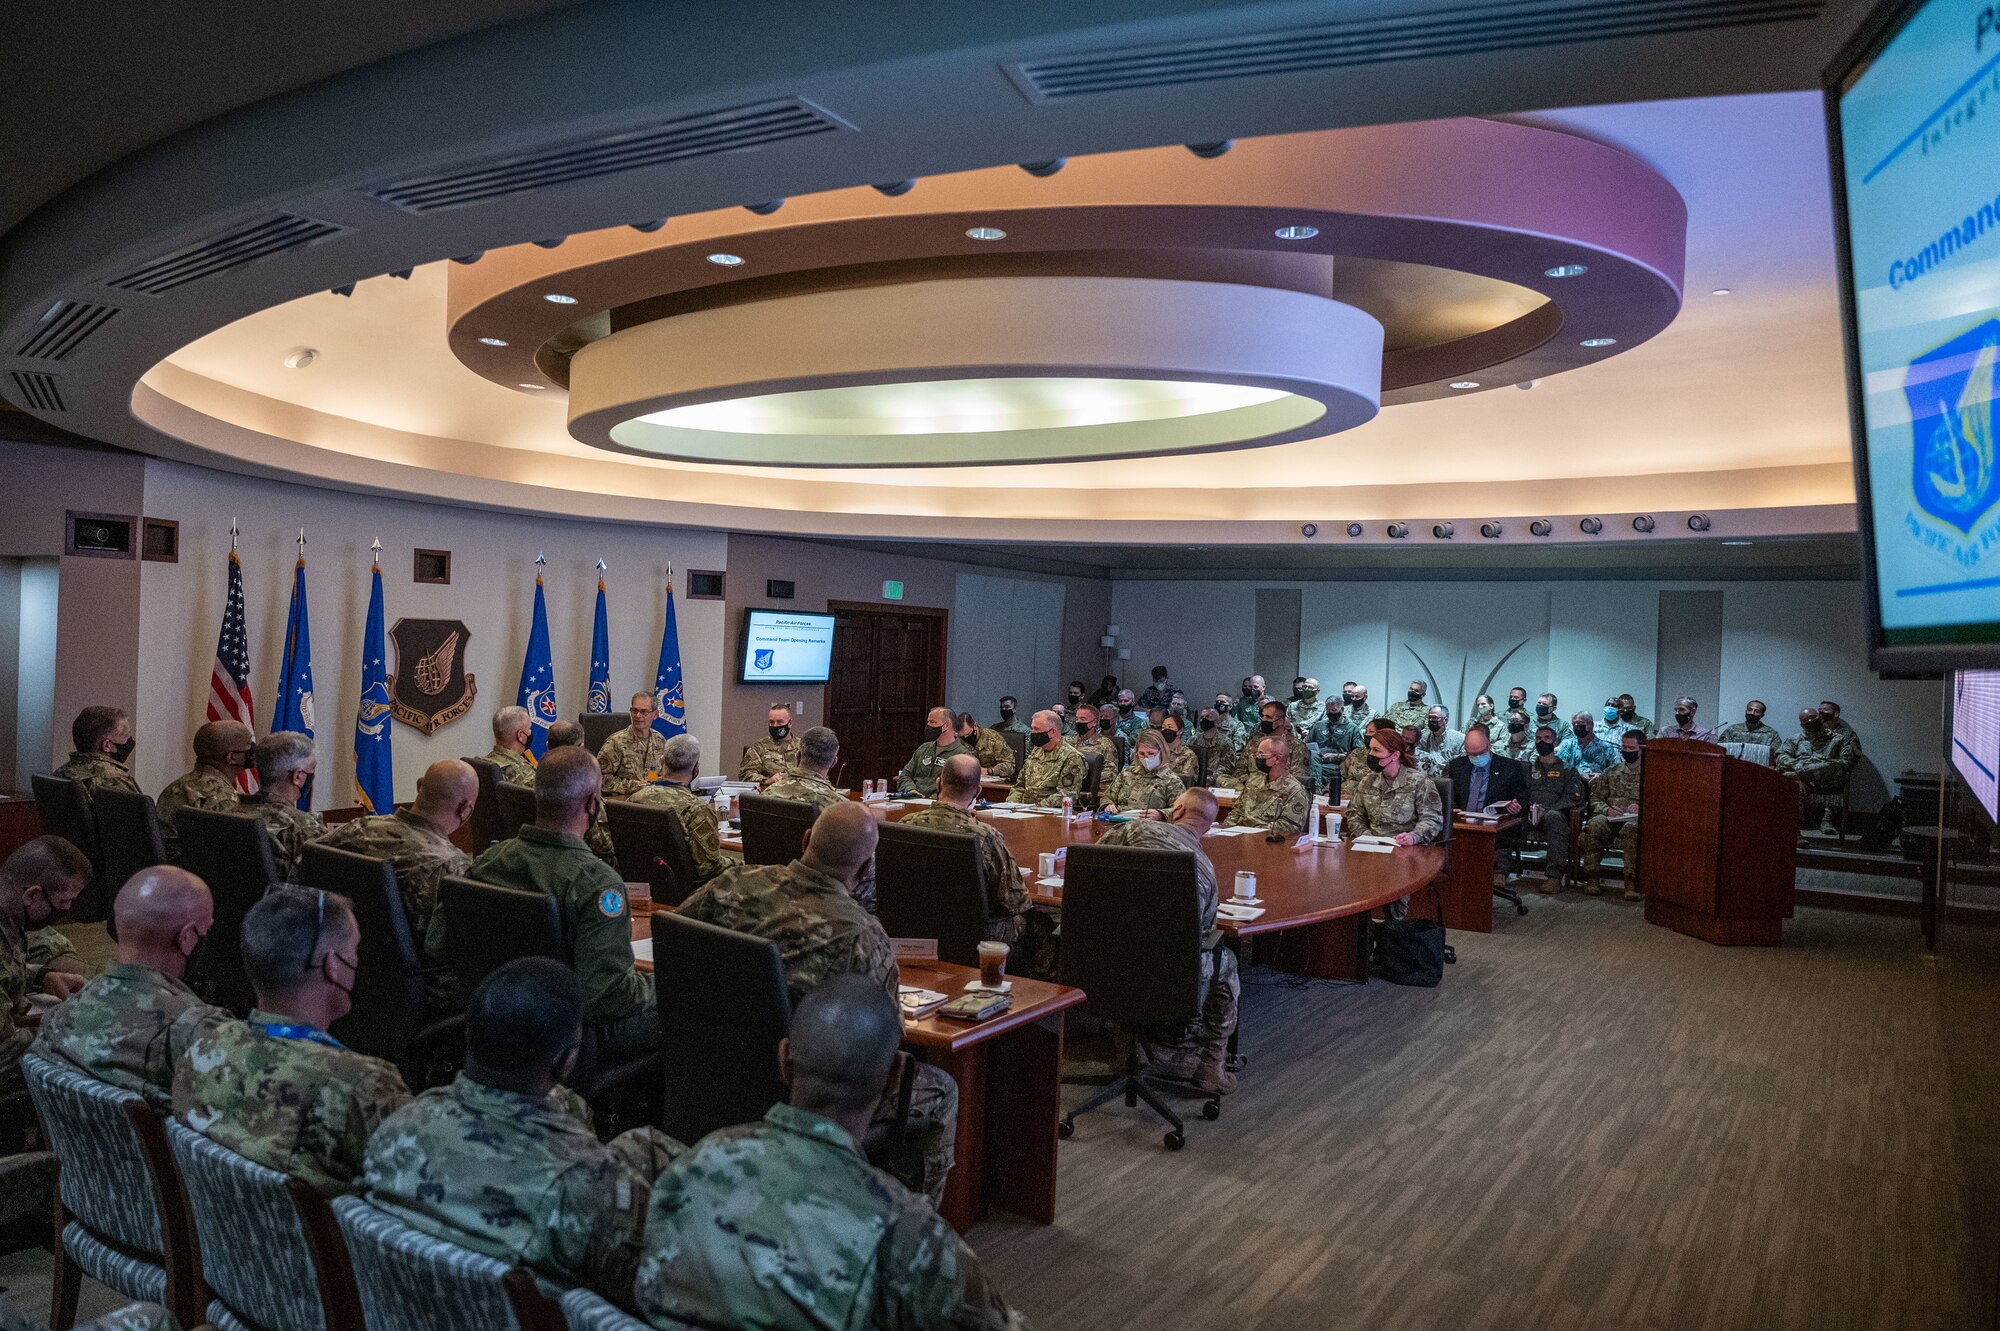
top-left (388, 617), bottom-right (477, 734)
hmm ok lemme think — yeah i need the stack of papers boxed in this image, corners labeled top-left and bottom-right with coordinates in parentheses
top-left (1205, 825), bottom-right (1262, 838)
top-left (984, 809), bottom-right (1040, 820)
top-left (1032, 877), bottom-right (1065, 890)
top-left (1216, 902), bottom-right (1266, 921)
top-left (898, 986), bottom-right (949, 1018)
top-left (1350, 841), bottom-right (1394, 854)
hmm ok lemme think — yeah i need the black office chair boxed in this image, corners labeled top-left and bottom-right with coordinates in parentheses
top-left (463, 757), bottom-right (509, 853)
top-left (739, 793), bottom-right (818, 867)
top-left (1000, 730), bottom-right (1027, 780)
top-left (31, 774), bottom-right (110, 923)
top-left (650, 913), bottom-right (792, 1145)
top-left (873, 821), bottom-right (986, 967)
top-left (1057, 842), bottom-right (1216, 1148)
top-left (437, 876), bottom-right (657, 1106)
top-left (578, 712), bottom-right (626, 755)
top-left (1079, 752), bottom-right (1106, 811)
top-left (94, 786), bottom-right (168, 899)
top-left (493, 781), bottom-right (537, 840)
top-left (174, 808), bottom-right (281, 1016)
top-left (300, 845), bottom-right (462, 1075)
top-left (602, 800), bottom-right (701, 907)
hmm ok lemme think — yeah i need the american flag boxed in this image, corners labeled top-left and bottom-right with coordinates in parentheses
top-left (208, 548), bottom-right (258, 791)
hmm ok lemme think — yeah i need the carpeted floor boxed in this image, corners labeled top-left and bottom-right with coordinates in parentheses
top-left (971, 895), bottom-right (1999, 1331)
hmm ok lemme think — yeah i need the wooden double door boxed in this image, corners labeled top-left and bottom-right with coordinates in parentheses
top-left (824, 601), bottom-right (947, 788)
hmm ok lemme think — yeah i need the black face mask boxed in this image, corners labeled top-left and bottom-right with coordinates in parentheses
top-left (1536, 705), bottom-right (1554, 718)
top-left (1243, 686), bottom-right (1257, 698)
top-left (110, 737), bottom-right (136, 764)
top-left (182, 930), bottom-right (212, 982)
top-left (1745, 713), bottom-right (1761, 727)
top-left (1033, 730), bottom-right (1056, 749)
top-left (769, 725), bottom-right (789, 741)
top-left (999, 706), bottom-right (1015, 719)
top-left (1163, 728), bottom-right (1180, 743)
top-left (1510, 699), bottom-right (1527, 712)
top-left (1624, 750), bottom-right (1641, 766)
top-left (1619, 707), bottom-right (1636, 720)
top-left (1199, 718), bottom-right (1215, 733)
top-left (1572, 723), bottom-right (1589, 739)
top-left (1674, 711), bottom-right (1693, 725)
top-left (1259, 719), bottom-right (1276, 734)
top-left (1408, 690), bottom-right (1424, 703)
top-left (1255, 757), bottom-right (1273, 776)
top-left (1535, 740), bottom-right (1557, 757)
top-left (1366, 753), bottom-right (1385, 773)
top-left (1427, 718), bottom-right (1444, 732)
top-left (1509, 719), bottom-right (1527, 733)
top-left (1069, 692), bottom-right (1084, 704)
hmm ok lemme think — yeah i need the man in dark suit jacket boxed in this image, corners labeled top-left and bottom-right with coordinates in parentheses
top-left (1445, 725), bottom-right (1530, 850)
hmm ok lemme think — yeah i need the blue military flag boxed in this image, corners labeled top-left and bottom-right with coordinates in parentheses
top-left (353, 545), bottom-right (395, 814)
top-left (652, 575), bottom-right (687, 739)
top-left (587, 562), bottom-right (612, 714)
top-left (272, 534), bottom-right (316, 807)
top-left (516, 557), bottom-right (557, 757)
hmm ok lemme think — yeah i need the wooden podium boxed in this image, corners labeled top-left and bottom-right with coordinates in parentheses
top-left (1637, 738), bottom-right (1796, 945)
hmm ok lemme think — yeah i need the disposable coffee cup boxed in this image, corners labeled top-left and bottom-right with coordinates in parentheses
top-left (1038, 851), bottom-right (1059, 879)
top-left (1233, 870), bottom-right (1257, 900)
top-left (977, 941), bottom-right (1009, 987)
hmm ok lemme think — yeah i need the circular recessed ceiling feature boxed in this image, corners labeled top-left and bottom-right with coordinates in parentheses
top-left (570, 276), bottom-right (1382, 467)
top-left (1274, 225), bottom-right (1319, 240)
top-left (965, 226), bottom-right (1006, 240)
top-left (542, 293), bottom-right (577, 304)
top-left (706, 252), bottom-right (745, 266)
top-left (1544, 263), bottom-right (1588, 278)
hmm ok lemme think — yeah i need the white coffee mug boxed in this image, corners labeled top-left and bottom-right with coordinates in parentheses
top-left (1038, 851), bottom-right (1059, 879)
top-left (1233, 870), bottom-right (1256, 899)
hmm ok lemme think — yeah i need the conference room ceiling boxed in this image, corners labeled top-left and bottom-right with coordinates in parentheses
top-left (1, 0), bottom-right (1878, 546)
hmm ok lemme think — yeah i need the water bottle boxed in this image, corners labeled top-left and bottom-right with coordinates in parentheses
top-left (1061, 795), bottom-right (1073, 827)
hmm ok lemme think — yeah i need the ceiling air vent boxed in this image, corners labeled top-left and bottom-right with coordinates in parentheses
top-left (15, 300), bottom-right (119, 361)
top-left (10, 371), bottom-right (65, 412)
top-left (1009, 0), bottom-right (1823, 99)
top-left (105, 212), bottom-right (347, 296)
top-left (362, 97), bottom-right (853, 215)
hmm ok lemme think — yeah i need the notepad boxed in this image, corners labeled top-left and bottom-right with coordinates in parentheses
top-left (1216, 903), bottom-right (1267, 921)
top-left (1033, 877), bottom-right (1065, 890)
top-left (1205, 825), bottom-right (1261, 837)
top-left (1208, 787), bottom-right (1239, 798)
top-left (898, 986), bottom-right (948, 1018)
top-left (1349, 841), bottom-right (1395, 854)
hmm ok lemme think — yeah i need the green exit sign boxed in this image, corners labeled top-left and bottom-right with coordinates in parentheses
top-left (882, 580), bottom-right (904, 601)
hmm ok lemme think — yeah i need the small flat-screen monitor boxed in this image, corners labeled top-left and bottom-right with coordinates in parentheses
top-left (1826, 0), bottom-right (2000, 669)
top-left (1954, 669), bottom-right (2000, 819)
top-left (739, 609), bottom-right (835, 683)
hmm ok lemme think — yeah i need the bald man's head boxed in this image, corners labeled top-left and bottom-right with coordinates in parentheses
top-left (783, 973), bottom-right (904, 1115)
top-left (800, 801), bottom-right (879, 888)
top-left (1171, 786), bottom-right (1220, 835)
top-left (192, 720), bottom-right (254, 772)
top-left (113, 866), bottom-right (214, 977)
top-left (411, 759), bottom-right (479, 834)
top-left (936, 752), bottom-right (983, 805)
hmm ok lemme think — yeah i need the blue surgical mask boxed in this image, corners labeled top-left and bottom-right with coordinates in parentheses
top-left (1602, 706), bottom-right (1618, 722)
top-left (1469, 752), bottom-right (1492, 769)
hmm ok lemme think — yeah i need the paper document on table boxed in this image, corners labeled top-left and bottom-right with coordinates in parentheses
top-left (1205, 826), bottom-right (1261, 837)
top-left (1208, 787), bottom-right (1239, 798)
top-left (631, 938), bottom-right (654, 964)
top-left (1482, 803), bottom-right (1511, 817)
top-left (1352, 834), bottom-right (1396, 846)
top-left (1216, 902), bottom-right (1266, 921)
top-left (1349, 841), bottom-right (1395, 854)
top-left (1033, 877), bottom-right (1065, 890)
top-left (1603, 812), bottom-right (1638, 825)
top-left (984, 810), bottom-right (1040, 820)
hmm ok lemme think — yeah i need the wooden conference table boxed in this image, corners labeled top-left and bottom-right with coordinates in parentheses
top-left (629, 907), bottom-right (1085, 1234)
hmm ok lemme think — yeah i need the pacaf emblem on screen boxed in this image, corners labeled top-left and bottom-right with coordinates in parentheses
top-left (1903, 317), bottom-right (2000, 569)
top-left (752, 648), bottom-right (775, 672)
top-left (387, 618), bottom-right (478, 735)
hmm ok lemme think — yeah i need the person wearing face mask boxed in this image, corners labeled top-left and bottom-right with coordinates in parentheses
top-left (1579, 734), bottom-right (1647, 899)
top-left (1521, 727), bottom-right (1587, 891)
top-left (1555, 711), bottom-right (1621, 779)
top-left (1304, 693), bottom-right (1354, 785)
top-left (993, 694), bottom-right (1028, 736)
top-left (1102, 730), bottom-right (1188, 816)
top-left (1384, 679), bottom-right (1431, 731)
top-left (444, 747), bottom-right (657, 1066)
top-left (1715, 699), bottom-right (1783, 753)
top-left (1088, 674), bottom-right (1122, 708)
top-left (903, 755), bottom-right (1033, 949)
top-left (894, 706), bottom-right (974, 800)
top-left (951, 710), bottom-right (1017, 782)
top-left (1657, 695), bottom-right (1716, 743)
top-left (1413, 705), bottom-right (1466, 776)
top-left (1470, 694), bottom-right (1498, 731)
top-left (1014, 710), bottom-right (1088, 807)
top-left (1340, 729), bottom-right (1445, 861)
top-left (1613, 693), bottom-right (1656, 741)
top-left (1338, 719), bottom-right (1392, 791)
top-left (33, 864), bottom-right (226, 1110)
top-left (1157, 715), bottom-right (1199, 783)
top-left (1505, 687), bottom-right (1530, 719)
top-left (1286, 678), bottom-right (1325, 735)
top-left (1137, 665), bottom-right (1176, 712)
top-left (480, 705), bottom-right (539, 785)
top-left (1112, 689), bottom-right (1147, 747)
top-left (1495, 710), bottom-right (1537, 762)
top-left (315, 759), bottom-right (479, 943)
top-left (54, 705), bottom-right (143, 831)
top-left (1223, 736), bottom-right (1313, 838)
top-left (1346, 683), bottom-right (1377, 722)
top-left (1236, 700), bottom-right (1316, 788)
top-left (1533, 693), bottom-right (1562, 735)
top-left (1071, 704), bottom-right (1122, 776)
top-left (156, 719), bottom-right (256, 860)
top-left (1209, 694), bottom-right (1245, 747)
top-left (174, 885), bottom-right (411, 1194)
top-left (1445, 724), bottom-right (1527, 833)
top-left (1231, 675), bottom-right (1268, 729)
top-left (1778, 707), bottom-right (1858, 836)
top-left (1818, 699), bottom-right (1863, 756)
top-left (1192, 707), bottom-right (1238, 784)
top-left (631, 735), bottom-right (742, 885)
top-left (735, 704), bottom-right (802, 785)
top-left (1, 837), bottom-right (92, 1108)
top-left (1063, 681), bottom-right (1089, 714)
top-left (237, 731), bottom-right (328, 878)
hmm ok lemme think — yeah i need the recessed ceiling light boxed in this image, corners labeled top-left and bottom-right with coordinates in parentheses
top-left (1711, 287), bottom-right (1733, 296)
top-left (965, 226), bottom-right (1006, 241)
top-left (1579, 337), bottom-right (1617, 348)
top-left (517, 383), bottom-right (547, 390)
top-left (1721, 540), bottom-right (1754, 546)
top-left (1274, 225), bottom-right (1319, 240)
top-left (542, 293), bottom-right (577, 305)
top-left (706, 253), bottom-right (745, 267)
top-left (282, 347), bottom-right (318, 370)
top-left (1544, 263), bottom-right (1588, 278)
top-left (478, 337), bottom-right (509, 347)
top-left (1448, 381), bottom-right (1481, 390)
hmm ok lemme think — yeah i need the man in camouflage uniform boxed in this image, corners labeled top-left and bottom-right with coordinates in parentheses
top-left (1341, 729), bottom-right (1445, 847)
top-left (363, 958), bottom-right (680, 1304)
top-left (679, 803), bottom-right (958, 1208)
top-left (737, 704), bottom-right (803, 784)
top-left (598, 693), bottom-right (669, 798)
top-left (1157, 716), bottom-right (1199, 785)
top-left (1209, 692), bottom-right (1245, 747)
top-left (766, 726), bottom-right (845, 811)
top-left (1495, 712), bottom-right (1537, 762)
top-left (1137, 666), bottom-right (1176, 713)
top-left (1234, 701), bottom-right (1315, 788)
top-left (312, 760), bottom-right (476, 941)
top-left (957, 712), bottom-right (1017, 781)
top-left (25, 924), bottom-right (89, 991)
top-left (1224, 736), bottom-right (1313, 838)
top-left (1112, 691), bottom-right (1146, 749)
top-left (0, 839), bottom-right (92, 1104)
top-left (1099, 789), bottom-right (1238, 1093)
top-left (1286, 678), bottom-right (1325, 735)
top-left (1069, 705), bottom-right (1120, 779)
top-left (1413, 705), bottom-right (1466, 776)
top-left (1192, 707), bottom-right (1237, 785)
top-left (1522, 727), bottom-right (1588, 891)
top-left (1580, 731), bottom-right (1646, 898)
top-left (1102, 730), bottom-right (1186, 815)
top-left (896, 707), bottom-right (974, 799)
top-left (1780, 707), bottom-right (1858, 835)
top-left (1384, 680), bottom-right (1431, 731)
top-left (480, 705), bottom-right (538, 784)
top-left (545, 722), bottom-right (617, 864)
top-left (1715, 699), bottom-right (1784, 753)
top-left (156, 719), bottom-right (253, 859)
top-left (53, 705), bottom-right (143, 829)
top-left (439, 748), bottom-right (657, 1064)
top-left (1230, 676), bottom-right (1268, 730)
top-left (1014, 712), bottom-right (1087, 808)
top-left (1819, 699), bottom-right (1863, 756)
top-left (236, 730), bottom-right (326, 878)
top-left (1611, 693), bottom-right (1657, 741)
top-left (994, 695), bottom-right (1029, 736)
top-left (629, 734), bottom-right (739, 884)
top-left (902, 755), bottom-right (1030, 946)
top-left (35, 866), bottom-right (222, 1109)
top-left (1531, 692), bottom-right (1563, 740)
top-left (175, 886), bottom-right (411, 1193)
top-left (635, 977), bottom-right (1025, 1331)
